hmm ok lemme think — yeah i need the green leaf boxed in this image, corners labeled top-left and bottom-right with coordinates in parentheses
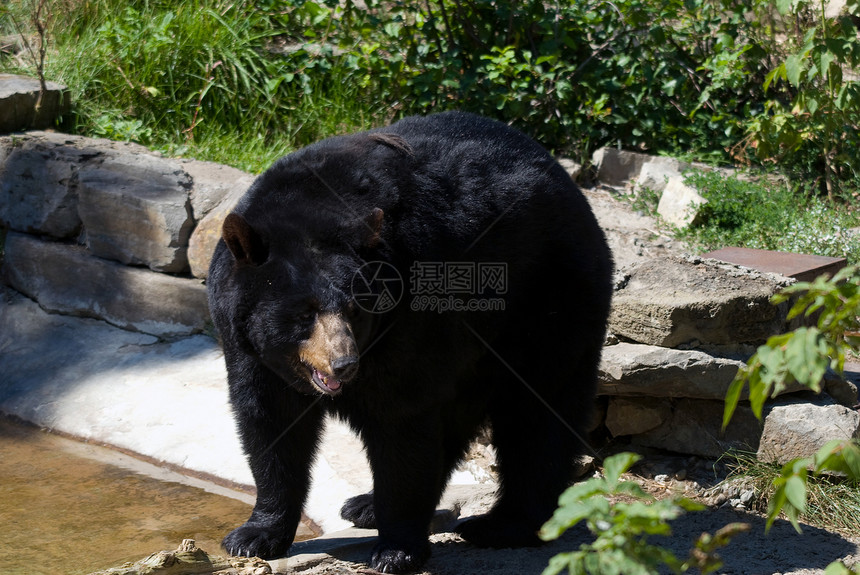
top-left (614, 481), bottom-right (652, 500)
top-left (785, 54), bottom-right (805, 86)
top-left (383, 22), bottom-right (401, 37)
top-left (824, 561), bottom-right (854, 575)
top-left (785, 475), bottom-right (807, 511)
top-left (764, 65), bottom-right (785, 92)
top-left (766, 484), bottom-right (788, 532)
top-left (776, 0), bottom-right (795, 14)
top-left (768, 458), bottom-right (810, 533)
top-left (784, 327), bottom-right (828, 390)
top-left (814, 440), bottom-right (860, 479)
top-left (541, 551), bottom-right (578, 575)
top-left (603, 452), bottom-right (641, 487)
top-left (819, 50), bottom-right (836, 79)
top-left (723, 372), bottom-right (746, 429)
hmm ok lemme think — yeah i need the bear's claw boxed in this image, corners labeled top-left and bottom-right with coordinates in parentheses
top-left (370, 541), bottom-right (430, 574)
top-left (222, 522), bottom-right (293, 560)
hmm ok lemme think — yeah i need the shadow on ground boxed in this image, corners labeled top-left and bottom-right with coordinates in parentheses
top-left (278, 506), bottom-right (859, 575)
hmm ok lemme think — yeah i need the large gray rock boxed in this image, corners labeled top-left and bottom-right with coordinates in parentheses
top-left (182, 158), bottom-right (253, 219)
top-left (758, 396), bottom-right (860, 465)
top-left (556, 157), bottom-right (582, 181)
top-left (0, 74), bottom-right (70, 133)
top-left (635, 159), bottom-right (686, 193)
top-left (592, 148), bottom-right (690, 188)
top-left (604, 396), bottom-right (671, 436)
top-left (609, 256), bottom-right (792, 347)
top-left (0, 129), bottom-right (202, 270)
top-left (0, 132), bottom-right (86, 238)
top-left (186, 174), bottom-right (253, 279)
top-left (657, 176), bottom-right (708, 228)
top-left (598, 342), bottom-right (746, 399)
top-left (632, 398), bottom-right (763, 458)
top-left (0, 130), bottom-right (158, 166)
top-left (77, 152), bottom-right (194, 273)
top-left (1, 232), bottom-right (209, 337)
top-left (592, 147), bottom-right (651, 186)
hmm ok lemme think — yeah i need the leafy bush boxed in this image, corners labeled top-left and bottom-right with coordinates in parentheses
top-left (742, 0), bottom-right (860, 198)
top-left (725, 264), bottom-right (860, 425)
top-left (307, 0), bottom-right (774, 161)
top-left (3, 0), bottom-right (859, 190)
top-left (543, 266), bottom-right (860, 575)
top-left (0, 0), bottom-right (779, 165)
top-left (1, 0), bottom-right (389, 171)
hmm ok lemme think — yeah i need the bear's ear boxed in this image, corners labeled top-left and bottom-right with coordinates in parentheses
top-left (363, 208), bottom-right (384, 248)
top-left (367, 133), bottom-right (414, 157)
top-left (222, 213), bottom-right (268, 266)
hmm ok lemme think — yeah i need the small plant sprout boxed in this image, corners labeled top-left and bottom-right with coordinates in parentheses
top-left (540, 452), bottom-right (743, 575)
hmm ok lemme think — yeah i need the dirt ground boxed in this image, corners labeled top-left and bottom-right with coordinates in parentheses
top-left (276, 448), bottom-right (860, 575)
top-left (288, 496), bottom-right (860, 575)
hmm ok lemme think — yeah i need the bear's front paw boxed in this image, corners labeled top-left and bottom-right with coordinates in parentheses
top-left (222, 522), bottom-right (294, 559)
top-left (370, 540), bottom-right (430, 574)
top-left (340, 492), bottom-right (376, 529)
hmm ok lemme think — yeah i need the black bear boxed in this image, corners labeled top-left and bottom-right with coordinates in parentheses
top-left (207, 111), bottom-right (613, 573)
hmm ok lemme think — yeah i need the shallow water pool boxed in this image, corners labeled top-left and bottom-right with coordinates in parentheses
top-left (0, 417), bottom-right (314, 575)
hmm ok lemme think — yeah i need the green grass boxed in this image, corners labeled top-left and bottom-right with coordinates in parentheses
top-left (674, 171), bottom-right (860, 265)
top-left (724, 450), bottom-right (860, 537)
top-left (1, 0), bottom-right (392, 173)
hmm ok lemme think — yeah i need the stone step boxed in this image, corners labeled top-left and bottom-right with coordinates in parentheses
top-left (609, 256), bottom-right (792, 348)
top-left (1, 232), bottom-right (209, 337)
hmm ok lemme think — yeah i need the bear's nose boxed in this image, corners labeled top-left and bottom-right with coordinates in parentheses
top-left (331, 355), bottom-right (359, 382)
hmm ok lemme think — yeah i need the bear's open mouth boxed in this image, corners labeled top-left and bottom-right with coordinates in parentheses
top-left (311, 369), bottom-right (343, 395)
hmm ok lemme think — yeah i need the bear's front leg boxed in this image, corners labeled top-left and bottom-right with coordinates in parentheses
top-left (361, 420), bottom-right (447, 573)
top-left (223, 352), bottom-right (325, 559)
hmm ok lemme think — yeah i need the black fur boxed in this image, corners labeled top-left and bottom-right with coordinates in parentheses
top-left (207, 111), bottom-right (613, 573)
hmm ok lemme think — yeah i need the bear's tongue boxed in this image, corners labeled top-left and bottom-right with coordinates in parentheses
top-left (313, 369), bottom-right (342, 394)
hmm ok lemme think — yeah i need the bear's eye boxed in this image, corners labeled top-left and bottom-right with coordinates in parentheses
top-left (296, 311), bottom-right (316, 323)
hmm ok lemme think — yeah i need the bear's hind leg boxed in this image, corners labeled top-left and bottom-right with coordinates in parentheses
top-left (456, 345), bottom-right (600, 549)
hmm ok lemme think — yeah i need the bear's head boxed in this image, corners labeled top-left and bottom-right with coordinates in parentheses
top-left (210, 132), bottom-right (415, 396)
top-left (214, 201), bottom-right (388, 397)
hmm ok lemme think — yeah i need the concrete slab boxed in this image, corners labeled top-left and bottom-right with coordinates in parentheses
top-left (0, 285), bottom-right (487, 536)
top-left (0, 284), bottom-right (249, 486)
